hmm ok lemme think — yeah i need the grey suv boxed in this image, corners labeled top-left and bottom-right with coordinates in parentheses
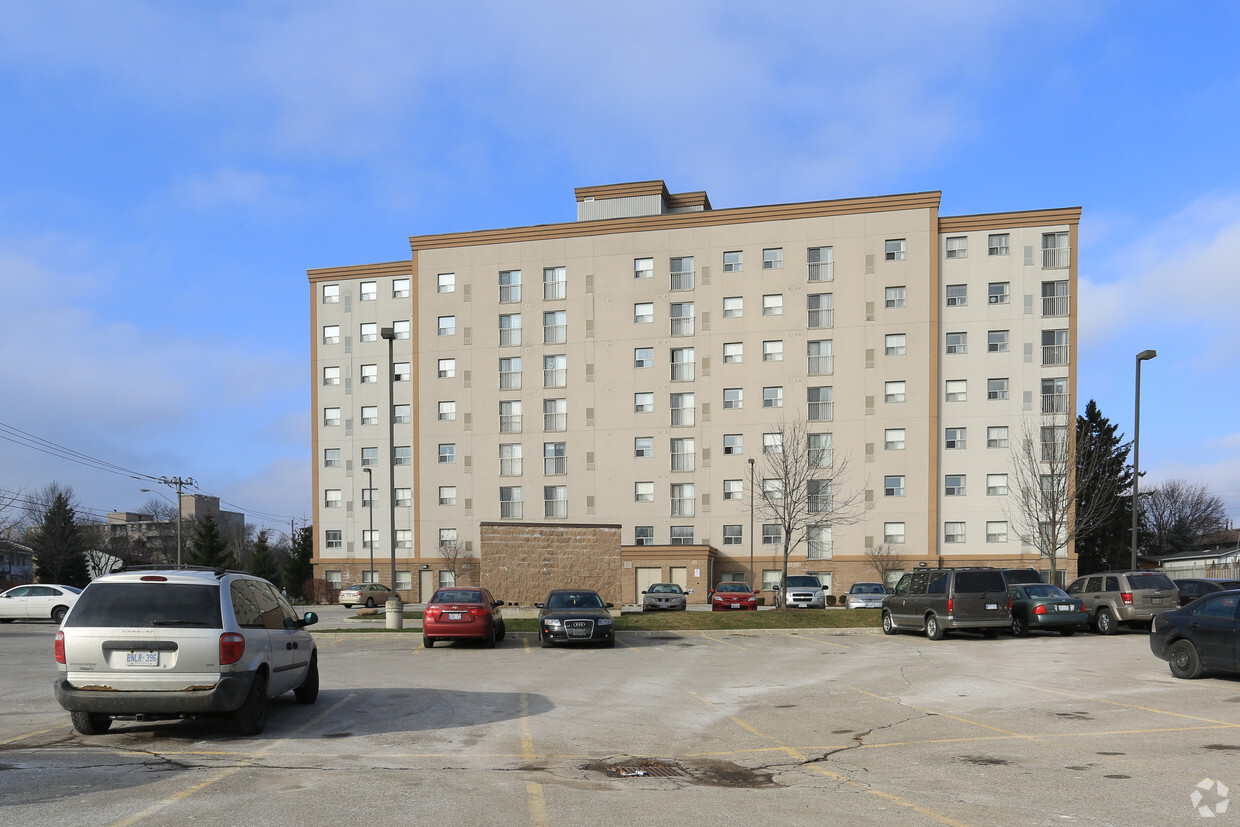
top-left (1064, 570), bottom-right (1178, 634)
top-left (54, 567), bottom-right (319, 736)
top-left (882, 568), bottom-right (1010, 640)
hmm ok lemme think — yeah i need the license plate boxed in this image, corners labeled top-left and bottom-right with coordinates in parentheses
top-left (731, 603), bottom-right (741, 609)
top-left (126, 651), bottom-right (158, 667)
top-left (1056, 604), bottom-right (1073, 612)
top-left (795, 602), bottom-right (808, 608)
top-left (1151, 597), bottom-right (1163, 605)
top-left (447, 612), bottom-right (463, 620)
top-left (985, 603), bottom-right (999, 610)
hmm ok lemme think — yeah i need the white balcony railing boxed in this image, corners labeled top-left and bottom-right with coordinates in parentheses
top-left (807, 308), bottom-right (834, 329)
top-left (670, 270), bottom-right (695, 291)
top-left (1041, 393), bottom-right (1071, 415)
top-left (1042, 247), bottom-right (1071, 269)
top-left (1042, 295), bottom-right (1071, 317)
top-left (807, 355), bottom-right (834, 375)
top-left (1042, 345), bottom-right (1071, 366)
top-left (807, 260), bottom-right (834, 282)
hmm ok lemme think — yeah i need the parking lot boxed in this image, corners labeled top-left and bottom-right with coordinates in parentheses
top-left (3, 617), bottom-right (1239, 826)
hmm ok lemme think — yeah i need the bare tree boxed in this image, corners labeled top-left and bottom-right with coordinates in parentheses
top-left (864, 543), bottom-right (907, 587)
top-left (751, 419), bottom-right (869, 602)
top-left (1005, 412), bottom-right (1126, 584)
top-left (0, 486), bottom-right (25, 542)
top-left (1140, 478), bottom-right (1228, 554)
top-left (439, 536), bottom-right (472, 586)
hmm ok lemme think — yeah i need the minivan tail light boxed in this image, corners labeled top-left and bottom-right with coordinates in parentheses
top-left (1121, 592), bottom-right (1134, 606)
top-left (55, 630), bottom-right (66, 664)
top-left (220, 633), bottom-right (245, 665)
top-left (947, 598), bottom-right (954, 613)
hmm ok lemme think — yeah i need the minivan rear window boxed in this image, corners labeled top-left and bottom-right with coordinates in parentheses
top-left (954, 571), bottom-right (1007, 593)
top-left (65, 583), bottom-right (223, 628)
top-left (1127, 572), bottom-right (1175, 591)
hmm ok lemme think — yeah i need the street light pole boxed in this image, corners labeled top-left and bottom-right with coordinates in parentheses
top-left (144, 475), bottom-right (195, 566)
top-left (1130, 349), bottom-right (1157, 570)
top-left (364, 466), bottom-right (375, 586)
top-left (381, 327), bottom-right (404, 629)
top-left (748, 457), bottom-right (756, 586)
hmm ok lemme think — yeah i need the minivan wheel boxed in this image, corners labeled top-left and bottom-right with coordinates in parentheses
top-left (71, 711), bottom-right (112, 735)
top-left (233, 672), bottom-right (269, 736)
top-left (925, 614), bottom-right (945, 640)
top-left (1168, 640), bottom-right (1204, 679)
top-left (1095, 608), bottom-right (1117, 635)
top-left (881, 611), bottom-right (897, 635)
top-left (1011, 615), bottom-right (1028, 637)
top-left (294, 655), bottom-right (319, 705)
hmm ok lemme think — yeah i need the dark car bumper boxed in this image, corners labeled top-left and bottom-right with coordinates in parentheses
top-left (53, 671), bottom-right (256, 716)
top-left (540, 625), bottom-right (613, 644)
top-left (1027, 611), bottom-right (1086, 630)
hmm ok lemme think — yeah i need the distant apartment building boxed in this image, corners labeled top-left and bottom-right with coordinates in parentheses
top-left (106, 494), bottom-right (245, 560)
top-left (309, 180), bottom-right (1079, 601)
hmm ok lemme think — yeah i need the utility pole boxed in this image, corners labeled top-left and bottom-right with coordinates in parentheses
top-left (159, 476), bottom-right (196, 566)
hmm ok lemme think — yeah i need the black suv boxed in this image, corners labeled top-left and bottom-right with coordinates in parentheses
top-left (882, 568), bottom-right (1010, 640)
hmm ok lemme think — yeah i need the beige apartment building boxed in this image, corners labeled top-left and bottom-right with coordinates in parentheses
top-left (308, 180), bottom-right (1079, 604)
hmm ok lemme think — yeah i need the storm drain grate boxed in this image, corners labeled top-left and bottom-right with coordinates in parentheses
top-left (616, 763), bottom-right (686, 778)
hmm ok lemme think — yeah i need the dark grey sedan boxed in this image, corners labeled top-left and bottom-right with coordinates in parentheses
top-left (1151, 590), bottom-right (1240, 679)
top-left (535, 589), bottom-right (615, 648)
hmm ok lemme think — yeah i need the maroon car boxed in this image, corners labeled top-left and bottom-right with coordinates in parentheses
top-left (422, 588), bottom-right (506, 648)
top-left (710, 582), bottom-right (760, 611)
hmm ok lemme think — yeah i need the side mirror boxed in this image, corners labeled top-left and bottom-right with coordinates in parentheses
top-left (534, 602), bottom-right (545, 609)
top-left (301, 611), bottom-right (319, 627)
top-left (605, 602), bottom-right (615, 608)
top-left (686, 589), bottom-right (694, 595)
top-left (754, 589), bottom-right (762, 595)
top-left (494, 600), bottom-right (505, 607)
top-left (640, 590), bottom-right (647, 595)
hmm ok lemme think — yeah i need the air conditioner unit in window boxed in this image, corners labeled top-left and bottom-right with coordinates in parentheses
top-left (989, 295), bottom-right (1002, 304)
top-left (947, 297), bottom-right (963, 306)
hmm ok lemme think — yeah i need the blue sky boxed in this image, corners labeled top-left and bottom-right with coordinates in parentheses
top-left (1, 0), bottom-right (1238, 535)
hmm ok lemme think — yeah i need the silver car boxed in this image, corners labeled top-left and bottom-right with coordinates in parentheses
top-left (777, 575), bottom-right (827, 609)
top-left (845, 582), bottom-right (888, 609)
top-left (642, 583), bottom-right (691, 611)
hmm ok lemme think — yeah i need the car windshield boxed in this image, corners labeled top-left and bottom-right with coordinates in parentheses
top-left (345, 584), bottom-right (367, 591)
top-left (434, 590), bottom-right (483, 603)
top-left (64, 583), bottom-right (223, 628)
top-left (716, 583), bottom-right (751, 593)
top-left (546, 592), bottom-right (605, 610)
top-left (851, 584), bottom-right (885, 594)
top-left (648, 584), bottom-right (682, 594)
top-left (785, 577), bottom-right (820, 588)
top-left (1023, 585), bottom-right (1069, 599)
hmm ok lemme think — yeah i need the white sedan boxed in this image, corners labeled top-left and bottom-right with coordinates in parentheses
top-left (0, 584), bottom-right (82, 624)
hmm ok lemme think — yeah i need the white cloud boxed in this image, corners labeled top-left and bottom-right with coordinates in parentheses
top-left (176, 166), bottom-right (296, 212)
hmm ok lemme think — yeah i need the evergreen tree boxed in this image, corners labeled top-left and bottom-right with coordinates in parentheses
top-left (247, 529), bottom-right (278, 582)
top-left (283, 525), bottom-right (314, 598)
top-left (33, 489), bottom-right (90, 587)
top-left (186, 513), bottom-right (235, 569)
top-left (1074, 400), bottom-right (1134, 574)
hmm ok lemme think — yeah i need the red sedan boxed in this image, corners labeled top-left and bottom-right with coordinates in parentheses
top-left (422, 588), bottom-right (506, 648)
top-left (710, 582), bottom-right (761, 611)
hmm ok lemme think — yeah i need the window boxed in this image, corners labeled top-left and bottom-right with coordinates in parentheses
top-left (945, 427), bottom-right (966, 449)
top-left (361, 446), bottom-right (378, 466)
top-left (808, 479), bottom-right (831, 513)
top-left (323, 366), bottom-right (340, 386)
top-left (807, 339), bottom-right (833, 375)
top-left (808, 526), bottom-right (833, 559)
top-left (395, 530), bottom-right (412, 550)
top-left (322, 284), bottom-right (339, 304)
top-left (634, 302), bottom-right (654, 324)
top-left (499, 443), bottom-right (522, 475)
top-left (987, 426), bottom-right (1009, 448)
top-left (670, 526), bottom-right (695, 546)
top-left (1043, 280), bottom-right (1070, 316)
top-left (499, 269), bottom-right (521, 302)
top-left (634, 257), bottom-right (653, 279)
top-left (543, 354), bottom-right (567, 388)
top-left (986, 521), bottom-right (1008, 543)
top-left (807, 246), bottom-right (833, 281)
top-left (499, 400), bottom-right (522, 432)
top-left (763, 432), bottom-right (783, 454)
top-left (634, 347), bottom-right (653, 369)
top-left (987, 474), bottom-right (1008, 495)
top-left (945, 475), bottom-right (966, 496)
top-left (1042, 232), bottom-right (1070, 268)
top-left (884, 334), bottom-right (906, 356)
top-left (944, 522), bottom-right (966, 543)
top-left (499, 313), bottom-right (522, 346)
top-left (723, 251), bottom-right (743, 272)
top-left (1042, 376), bottom-right (1070, 413)
top-left (325, 530), bottom-right (342, 549)
top-left (543, 398), bottom-right (567, 431)
top-left (670, 347), bottom-right (695, 381)
top-left (884, 476), bottom-right (905, 497)
top-left (988, 330), bottom-right (1009, 353)
top-left (723, 525), bottom-right (743, 545)
top-left (884, 428), bottom-right (906, 450)
top-left (987, 378), bottom-right (1009, 400)
top-left (543, 484), bottom-right (568, 518)
top-left (634, 392), bottom-right (654, 414)
top-left (762, 340), bottom-right (783, 362)
top-left (360, 281), bottom-right (377, 301)
top-left (885, 239), bottom-right (906, 261)
top-left (438, 316), bottom-right (456, 336)
top-left (762, 294), bottom-right (784, 316)
top-left (1042, 329), bottom-right (1070, 366)
top-left (323, 407), bottom-right (341, 427)
top-left (670, 302), bottom-right (694, 336)
top-left (322, 325), bottom-right (340, 344)
top-left (762, 248), bottom-right (783, 270)
top-left (809, 432), bottom-right (833, 468)
top-left (437, 358), bottom-right (455, 379)
top-left (808, 386), bottom-right (833, 421)
top-left (499, 357), bottom-right (522, 390)
top-left (946, 380), bottom-right (966, 402)
top-left (439, 486), bottom-right (457, 506)
top-left (885, 286), bottom-right (907, 309)
top-left (438, 570), bottom-right (456, 588)
top-left (325, 489), bottom-right (342, 509)
top-left (945, 236), bottom-right (967, 259)
top-left (884, 522), bottom-right (906, 544)
top-left (394, 362), bottom-right (411, 382)
top-left (392, 320), bottom-right (410, 340)
top-left (323, 448), bottom-right (340, 468)
top-left (360, 322), bottom-right (377, 342)
top-left (438, 444), bottom-right (455, 464)
top-left (543, 442), bottom-right (566, 475)
top-left (670, 437), bottom-right (695, 471)
top-left (543, 310), bottom-right (567, 344)
top-left (884, 381), bottom-right (906, 403)
top-left (723, 342), bottom-right (743, 364)
top-left (670, 393), bottom-right (695, 426)
top-left (360, 406), bottom-right (377, 425)
top-left (945, 284), bottom-right (967, 306)
top-left (945, 332), bottom-right (967, 354)
top-left (670, 483), bottom-right (695, 517)
top-left (669, 256), bottom-right (694, 291)
top-left (763, 386), bottom-right (783, 408)
top-left (1041, 425), bottom-right (1068, 462)
top-left (723, 480), bottom-right (743, 500)
top-left (988, 233), bottom-right (1009, 256)
top-left (723, 434), bottom-right (743, 455)
top-left (723, 296), bottom-right (743, 318)
top-left (988, 282), bottom-right (1010, 305)
top-left (763, 524), bottom-right (782, 545)
top-left (543, 266), bottom-right (566, 300)
top-left (634, 436), bottom-right (653, 458)
top-left (438, 401), bottom-right (456, 421)
top-left (361, 488), bottom-right (376, 508)
top-left (437, 272), bottom-right (455, 293)
top-left (807, 293), bottom-right (833, 328)
top-left (395, 488), bottom-right (412, 507)
top-left (499, 486), bottom-right (522, 519)
top-left (634, 526), bottom-right (654, 545)
top-left (723, 388), bottom-right (743, 409)
top-left (393, 278), bottom-right (410, 298)
top-left (360, 363), bottom-right (377, 384)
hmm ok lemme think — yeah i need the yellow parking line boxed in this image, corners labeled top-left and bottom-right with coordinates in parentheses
top-left (992, 678), bottom-right (1240, 726)
top-left (698, 634), bottom-right (749, 650)
top-left (0, 725), bottom-right (70, 745)
top-left (784, 633), bottom-right (851, 649)
top-left (519, 693), bottom-right (548, 827)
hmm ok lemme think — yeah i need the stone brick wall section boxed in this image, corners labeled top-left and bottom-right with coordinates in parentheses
top-left (479, 522), bottom-right (623, 607)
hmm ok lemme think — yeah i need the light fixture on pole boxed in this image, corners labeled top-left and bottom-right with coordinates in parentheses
top-left (363, 466), bottom-right (375, 587)
top-left (748, 457), bottom-right (756, 586)
top-left (1130, 349), bottom-right (1157, 570)
top-left (381, 326), bottom-right (404, 629)
top-left (142, 475), bottom-right (195, 566)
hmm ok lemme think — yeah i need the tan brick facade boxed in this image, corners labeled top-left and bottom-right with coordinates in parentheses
top-left (480, 522), bottom-right (623, 607)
